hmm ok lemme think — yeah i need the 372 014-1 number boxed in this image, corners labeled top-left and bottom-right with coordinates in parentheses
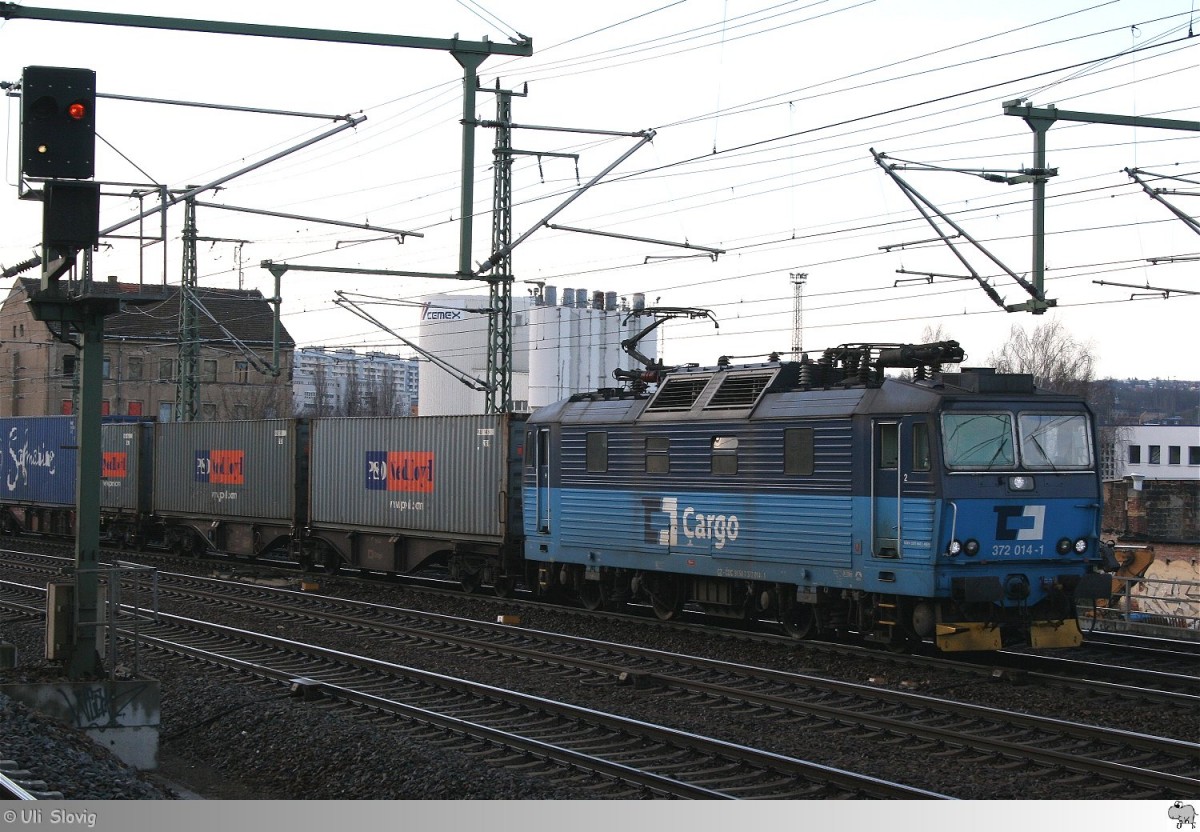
top-left (990, 544), bottom-right (1044, 557)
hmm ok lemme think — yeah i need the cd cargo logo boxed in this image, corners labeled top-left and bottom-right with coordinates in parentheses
top-left (365, 451), bottom-right (435, 493)
top-left (195, 449), bottom-right (245, 484)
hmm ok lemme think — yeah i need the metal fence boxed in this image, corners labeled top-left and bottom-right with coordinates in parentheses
top-left (1078, 573), bottom-right (1200, 641)
top-left (79, 562), bottom-right (160, 678)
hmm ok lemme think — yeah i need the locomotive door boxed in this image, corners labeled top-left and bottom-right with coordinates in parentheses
top-left (535, 427), bottom-right (551, 534)
top-left (872, 418), bottom-right (932, 558)
top-left (872, 421), bottom-right (901, 557)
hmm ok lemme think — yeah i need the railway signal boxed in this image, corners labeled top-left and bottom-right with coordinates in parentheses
top-left (20, 65), bottom-right (96, 180)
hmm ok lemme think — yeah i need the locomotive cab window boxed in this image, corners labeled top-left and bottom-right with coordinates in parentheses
top-left (646, 436), bottom-right (670, 474)
top-left (942, 413), bottom-right (1015, 470)
top-left (877, 423), bottom-right (898, 469)
top-left (586, 432), bottom-right (608, 473)
top-left (784, 428), bottom-right (814, 475)
top-left (913, 423), bottom-right (931, 471)
top-left (711, 436), bottom-right (738, 475)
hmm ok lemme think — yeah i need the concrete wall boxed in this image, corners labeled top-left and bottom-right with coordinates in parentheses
top-left (1, 680), bottom-right (161, 770)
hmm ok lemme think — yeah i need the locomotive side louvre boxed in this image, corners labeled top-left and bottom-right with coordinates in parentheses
top-left (306, 414), bottom-right (526, 583)
top-left (151, 419), bottom-right (305, 557)
top-left (524, 387), bottom-right (871, 596)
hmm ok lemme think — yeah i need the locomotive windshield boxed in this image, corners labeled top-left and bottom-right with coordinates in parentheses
top-left (1018, 413), bottom-right (1093, 469)
top-left (942, 413), bottom-right (1015, 469)
top-left (942, 411), bottom-right (1093, 470)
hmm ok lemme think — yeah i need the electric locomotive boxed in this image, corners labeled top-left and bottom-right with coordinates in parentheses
top-left (522, 341), bottom-right (1113, 651)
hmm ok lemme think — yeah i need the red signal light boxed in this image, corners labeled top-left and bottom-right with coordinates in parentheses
top-left (67, 102), bottom-right (86, 120)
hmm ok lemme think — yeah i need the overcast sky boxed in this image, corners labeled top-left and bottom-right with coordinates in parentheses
top-left (2, 0), bottom-right (1198, 381)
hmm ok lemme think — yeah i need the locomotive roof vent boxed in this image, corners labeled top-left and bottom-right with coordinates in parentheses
top-left (645, 374), bottom-right (713, 412)
top-left (703, 370), bottom-right (776, 410)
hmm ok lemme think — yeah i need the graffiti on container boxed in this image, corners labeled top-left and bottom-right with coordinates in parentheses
top-left (4, 426), bottom-right (58, 491)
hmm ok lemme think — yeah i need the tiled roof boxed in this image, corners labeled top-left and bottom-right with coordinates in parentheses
top-left (14, 278), bottom-right (294, 346)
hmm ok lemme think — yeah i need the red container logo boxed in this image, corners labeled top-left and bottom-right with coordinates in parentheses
top-left (102, 451), bottom-right (127, 479)
top-left (195, 449), bottom-right (245, 485)
top-left (365, 451), bottom-right (434, 493)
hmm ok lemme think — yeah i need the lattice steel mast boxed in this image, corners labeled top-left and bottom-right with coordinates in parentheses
top-left (790, 272), bottom-right (807, 358)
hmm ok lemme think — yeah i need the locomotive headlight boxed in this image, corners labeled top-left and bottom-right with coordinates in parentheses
top-left (1056, 538), bottom-right (1073, 555)
top-left (1008, 475), bottom-right (1034, 491)
top-left (964, 539), bottom-right (980, 556)
top-left (947, 539), bottom-right (962, 556)
top-left (1074, 538), bottom-right (1089, 554)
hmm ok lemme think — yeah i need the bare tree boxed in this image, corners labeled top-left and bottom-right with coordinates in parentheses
top-left (373, 362), bottom-right (400, 416)
top-left (343, 367), bottom-right (363, 417)
top-left (987, 319), bottom-right (1095, 397)
top-left (215, 379), bottom-right (290, 420)
top-left (918, 323), bottom-right (953, 344)
top-left (311, 360), bottom-right (332, 417)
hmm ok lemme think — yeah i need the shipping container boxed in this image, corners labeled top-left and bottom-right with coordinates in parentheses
top-left (100, 421), bottom-right (151, 513)
top-left (151, 419), bottom-right (305, 555)
top-left (0, 416), bottom-right (77, 507)
top-left (98, 421), bottom-right (153, 545)
top-left (306, 414), bottom-right (525, 576)
top-left (0, 416), bottom-right (77, 536)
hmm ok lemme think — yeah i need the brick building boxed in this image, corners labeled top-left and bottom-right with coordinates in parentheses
top-left (0, 278), bottom-right (294, 420)
top-left (1103, 479), bottom-right (1199, 546)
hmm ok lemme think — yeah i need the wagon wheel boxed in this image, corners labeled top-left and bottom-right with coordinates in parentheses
top-left (781, 601), bottom-right (816, 640)
top-left (459, 572), bottom-right (482, 594)
top-left (648, 577), bottom-right (684, 621)
top-left (322, 551), bottom-right (344, 576)
top-left (491, 576), bottom-right (515, 598)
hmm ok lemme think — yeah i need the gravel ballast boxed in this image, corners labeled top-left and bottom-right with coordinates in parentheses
top-left (2, 570), bottom-right (1195, 800)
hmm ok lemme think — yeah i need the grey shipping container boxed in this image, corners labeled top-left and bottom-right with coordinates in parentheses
top-left (309, 415), bottom-right (521, 539)
top-left (100, 421), bottom-right (151, 514)
top-left (152, 419), bottom-right (302, 522)
top-left (306, 415), bottom-right (526, 575)
top-left (152, 419), bottom-right (305, 556)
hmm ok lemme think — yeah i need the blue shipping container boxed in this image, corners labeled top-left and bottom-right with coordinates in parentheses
top-left (0, 416), bottom-right (78, 507)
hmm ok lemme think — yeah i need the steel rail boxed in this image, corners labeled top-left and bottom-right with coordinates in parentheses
top-left (126, 611), bottom-right (945, 799)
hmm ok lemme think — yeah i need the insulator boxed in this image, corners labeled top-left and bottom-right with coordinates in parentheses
top-left (799, 362), bottom-right (814, 387)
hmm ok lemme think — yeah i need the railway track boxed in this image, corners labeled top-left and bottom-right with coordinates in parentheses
top-left (0, 769), bottom-right (42, 800)
top-left (3, 558), bottom-right (1196, 799)
top-left (0, 578), bottom-right (937, 799)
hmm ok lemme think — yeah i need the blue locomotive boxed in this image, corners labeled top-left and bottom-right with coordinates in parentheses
top-left (522, 341), bottom-right (1114, 651)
